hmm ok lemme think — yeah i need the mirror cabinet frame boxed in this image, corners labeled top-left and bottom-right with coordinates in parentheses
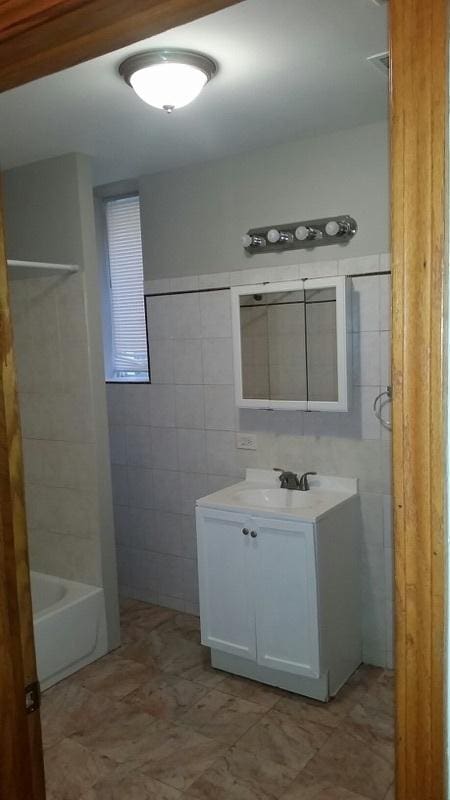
top-left (231, 275), bottom-right (350, 412)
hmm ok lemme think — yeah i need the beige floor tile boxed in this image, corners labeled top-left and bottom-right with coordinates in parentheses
top-left (137, 720), bottom-right (225, 791)
top-left (41, 682), bottom-right (115, 749)
top-left (383, 786), bottom-right (395, 800)
top-left (237, 707), bottom-right (332, 771)
top-left (304, 728), bottom-right (393, 800)
top-left (156, 612), bottom-right (202, 643)
top-left (71, 653), bottom-right (151, 700)
top-left (126, 677), bottom-right (208, 721)
top-left (120, 630), bottom-right (208, 676)
top-left (42, 603), bottom-right (394, 800)
top-left (178, 688), bottom-right (264, 744)
top-left (343, 702), bottom-right (394, 765)
top-left (72, 702), bottom-right (158, 765)
top-left (187, 744), bottom-right (299, 800)
top-left (278, 769), bottom-right (374, 799)
top-left (178, 658), bottom-right (227, 689)
top-left (44, 737), bottom-right (115, 800)
top-left (81, 770), bottom-right (182, 799)
top-left (121, 604), bottom-right (177, 643)
top-left (218, 674), bottom-right (285, 710)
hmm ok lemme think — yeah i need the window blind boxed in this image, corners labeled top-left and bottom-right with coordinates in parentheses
top-left (104, 195), bottom-right (148, 379)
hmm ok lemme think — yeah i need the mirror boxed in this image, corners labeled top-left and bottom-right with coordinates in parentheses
top-left (232, 277), bottom-right (349, 411)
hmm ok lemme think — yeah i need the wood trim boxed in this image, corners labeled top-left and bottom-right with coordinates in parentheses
top-left (0, 0), bottom-right (240, 92)
top-left (0, 192), bottom-right (45, 798)
top-left (0, 0), bottom-right (448, 796)
top-left (390, 1), bottom-right (447, 798)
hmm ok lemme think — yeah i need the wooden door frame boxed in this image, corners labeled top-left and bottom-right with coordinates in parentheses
top-left (0, 0), bottom-right (448, 798)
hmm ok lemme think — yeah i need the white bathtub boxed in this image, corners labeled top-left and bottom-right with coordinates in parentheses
top-left (31, 571), bottom-right (107, 690)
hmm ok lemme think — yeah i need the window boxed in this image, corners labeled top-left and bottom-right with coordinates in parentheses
top-left (104, 194), bottom-right (149, 381)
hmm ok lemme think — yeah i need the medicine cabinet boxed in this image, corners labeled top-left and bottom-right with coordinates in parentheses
top-left (231, 276), bottom-right (350, 412)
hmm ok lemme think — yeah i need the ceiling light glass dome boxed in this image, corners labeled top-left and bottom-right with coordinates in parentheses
top-left (119, 49), bottom-right (217, 113)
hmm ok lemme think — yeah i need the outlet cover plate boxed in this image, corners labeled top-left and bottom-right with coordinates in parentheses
top-left (236, 433), bottom-right (257, 450)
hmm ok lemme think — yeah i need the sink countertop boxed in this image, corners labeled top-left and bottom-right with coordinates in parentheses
top-left (196, 469), bottom-right (358, 523)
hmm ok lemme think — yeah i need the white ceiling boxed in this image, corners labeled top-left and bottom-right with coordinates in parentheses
top-left (0, 0), bottom-right (388, 185)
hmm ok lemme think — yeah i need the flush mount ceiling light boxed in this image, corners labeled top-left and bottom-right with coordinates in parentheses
top-left (119, 49), bottom-right (217, 114)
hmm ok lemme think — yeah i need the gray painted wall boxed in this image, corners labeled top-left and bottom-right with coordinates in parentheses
top-left (139, 121), bottom-right (388, 280)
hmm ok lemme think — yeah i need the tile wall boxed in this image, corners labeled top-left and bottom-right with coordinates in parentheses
top-left (10, 273), bottom-right (101, 584)
top-left (107, 252), bottom-right (393, 668)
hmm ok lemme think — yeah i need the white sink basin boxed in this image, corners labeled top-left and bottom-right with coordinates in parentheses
top-left (196, 469), bottom-right (358, 522)
top-left (231, 488), bottom-right (314, 509)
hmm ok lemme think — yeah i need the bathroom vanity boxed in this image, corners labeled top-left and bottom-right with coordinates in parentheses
top-left (196, 469), bottom-right (361, 701)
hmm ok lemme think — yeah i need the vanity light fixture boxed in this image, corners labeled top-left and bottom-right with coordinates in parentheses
top-left (242, 215), bottom-right (357, 254)
top-left (119, 49), bottom-right (217, 113)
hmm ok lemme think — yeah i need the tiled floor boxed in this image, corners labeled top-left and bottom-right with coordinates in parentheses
top-left (41, 599), bottom-right (394, 800)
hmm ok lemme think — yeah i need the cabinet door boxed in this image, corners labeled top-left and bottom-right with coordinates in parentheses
top-left (255, 517), bottom-right (320, 678)
top-left (196, 508), bottom-right (256, 660)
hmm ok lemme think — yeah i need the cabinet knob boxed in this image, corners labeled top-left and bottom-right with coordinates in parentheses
top-left (250, 531), bottom-right (257, 538)
top-left (242, 528), bottom-right (249, 536)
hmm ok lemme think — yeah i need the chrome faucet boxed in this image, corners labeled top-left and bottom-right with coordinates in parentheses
top-left (274, 469), bottom-right (317, 491)
top-left (298, 472), bottom-right (317, 491)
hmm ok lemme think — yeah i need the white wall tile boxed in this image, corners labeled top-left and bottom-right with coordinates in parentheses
top-left (124, 384), bottom-right (152, 427)
top-left (109, 261), bottom-right (393, 665)
top-left (111, 464), bottom-right (129, 507)
top-left (126, 425), bottom-right (152, 468)
top-left (149, 385), bottom-right (175, 428)
top-left (383, 494), bottom-right (393, 549)
top-left (173, 339), bottom-right (203, 385)
top-left (202, 338), bottom-right (234, 384)
top-left (298, 260), bottom-right (338, 279)
top-left (127, 466), bottom-right (154, 509)
top-left (338, 254), bottom-right (380, 276)
top-left (149, 339), bottom-right (174, 384)
top-left (379, 274), bottom-right (391, 331)
top-left (380, 331), bottom-right (391, 386)
top-left (198, 272), bottom-right (230, 290)
top-left (353, 332), bottom-right (380, 386)
top-left (147, 294), bottom-right (176, 340)
top-left (172, 294), bottom-right (201, 339)
top-left (157, 553), bottom-right (184, 598)
top-left (180, 472), bottom-right (208, 516)
top-left (200, 290), bottom-right (232, 338)
top-left (109, 425), bottom-right (127, 465)
top-left (204, 385), bottom-right (236, 431)
top-left (177, 429), bottom-right (207, 473)
top-left (151, 428), bottom-right (178, 471)
top-left (360, 493), bottom-right (384, 548)
top-left (181, 514), bottom-right (197, 559)
top-left (106, 384), bottom-right (126, 426)
top-left (170, 275), bottom-right (199, 292)
top-left (154, 511), bottom-right (183, 556)
top-left (175, 385), bottom-right (205, 429)
top-left (206, 430), bottom-right (240, 477)
top-left (152, 470), bottom-right (181, 513)
top-left (351, 276), bottom-right (380, 332)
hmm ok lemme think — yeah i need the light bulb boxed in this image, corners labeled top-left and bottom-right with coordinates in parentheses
top-left (267, 228), bottom-right (281, 244)
top-left (241, 234), bottom-right (252, 248)
top-left (325, 220), bottom-right (342, 237)
top-left (295, 225), bottom-right (310, 241)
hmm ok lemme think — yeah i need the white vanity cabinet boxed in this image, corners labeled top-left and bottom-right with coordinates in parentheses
top-left (196, 475), bottom-right (361, 701)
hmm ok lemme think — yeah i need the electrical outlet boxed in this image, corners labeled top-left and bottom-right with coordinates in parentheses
top-left (236, 433), bottom-right (257, 450)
